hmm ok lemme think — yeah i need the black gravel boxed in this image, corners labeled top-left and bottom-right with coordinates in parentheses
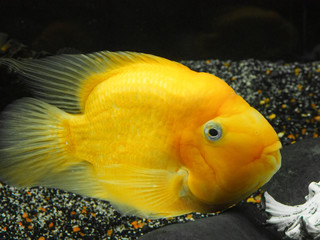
top-left (0, 40), bottom-right (319, 239)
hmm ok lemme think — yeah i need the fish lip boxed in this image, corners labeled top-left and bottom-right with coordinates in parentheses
top-left (262, 141), bottom-right (282, 155)
top-left (260, 141), bottom-right (282, 166)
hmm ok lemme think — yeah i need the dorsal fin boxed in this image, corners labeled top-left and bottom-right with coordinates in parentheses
top-left (0, 51), bottom-right (186, 113)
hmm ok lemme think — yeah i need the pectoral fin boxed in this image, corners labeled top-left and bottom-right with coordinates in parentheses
top-left (95, 164), bottom-right (191, 219)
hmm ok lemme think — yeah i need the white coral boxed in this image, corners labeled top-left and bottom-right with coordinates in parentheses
top-left (264, 181), bottom-right (320, 240)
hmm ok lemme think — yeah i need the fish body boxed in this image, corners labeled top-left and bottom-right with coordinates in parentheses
top-left (0, 51), bottom-right (281, 218)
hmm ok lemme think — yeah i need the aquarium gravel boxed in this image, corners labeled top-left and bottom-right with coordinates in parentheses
top-left (0, 57), bottom-right (319, 239)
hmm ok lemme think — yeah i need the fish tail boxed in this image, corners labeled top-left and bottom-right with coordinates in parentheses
top-left (0, 97), bottom-right (96, 193)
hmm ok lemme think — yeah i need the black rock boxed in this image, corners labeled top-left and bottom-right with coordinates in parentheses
top-left (139, 206), bottom-right (282, 240)
top-left (263, 137), bottom-right (320, 205)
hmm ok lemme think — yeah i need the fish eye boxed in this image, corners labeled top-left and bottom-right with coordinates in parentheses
top-left (204, 121), bottom-right (222, 142)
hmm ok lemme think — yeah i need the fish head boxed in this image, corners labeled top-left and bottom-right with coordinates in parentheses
top-left (180, 94), bottom-right (281, 210)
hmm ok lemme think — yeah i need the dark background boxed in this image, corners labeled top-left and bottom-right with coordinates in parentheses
top-left (0, 0), bottom-right (320, 61)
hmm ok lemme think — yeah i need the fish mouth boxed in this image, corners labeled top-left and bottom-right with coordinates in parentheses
top-left (260, 141), bottom-right (282, 167)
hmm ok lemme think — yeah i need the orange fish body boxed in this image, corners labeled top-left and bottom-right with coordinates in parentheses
top-left (0, 52), bottom-right (281, 218)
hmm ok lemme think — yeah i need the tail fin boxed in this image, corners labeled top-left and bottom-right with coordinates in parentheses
top-left (0, 98), bottom-right (96, 195)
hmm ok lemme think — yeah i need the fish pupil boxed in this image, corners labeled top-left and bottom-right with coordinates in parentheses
top-left (209, 128), bottom-right (219, 137)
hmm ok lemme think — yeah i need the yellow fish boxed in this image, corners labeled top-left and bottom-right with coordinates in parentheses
top-left (0, 51), bottom-right (281, 219)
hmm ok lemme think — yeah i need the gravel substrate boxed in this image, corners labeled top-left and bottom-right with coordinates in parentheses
top-left (0, 48), bottom-right (319, 239)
